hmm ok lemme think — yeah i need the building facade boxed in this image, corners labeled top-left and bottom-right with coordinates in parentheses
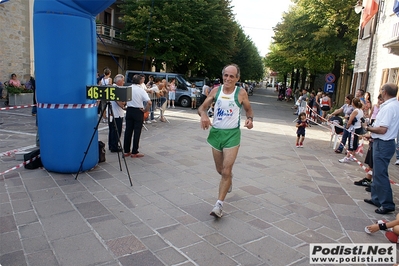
top-left (0, 0), bottom-right (147, 86)
top-left (352, 0), bottom-right (399, 103)
top-left (0, 0), bottom-right (33, 83)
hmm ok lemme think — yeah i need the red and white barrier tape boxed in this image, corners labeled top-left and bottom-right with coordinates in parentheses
top-left (37, 103), bottom-right (97, 109)
top-left (0, 104), bottom-right (36, 111)
top-left (0, 144), bottom-right (37, 158)
top-left (300, 106), bottom-right (372, 175)
top-left (307, 105), bottom-right (364, 138)
top-left (0, 155), bottom-right (40, 176)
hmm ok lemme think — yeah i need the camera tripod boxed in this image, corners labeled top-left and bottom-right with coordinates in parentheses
top-left (75, 100), bottom-right (132, 186)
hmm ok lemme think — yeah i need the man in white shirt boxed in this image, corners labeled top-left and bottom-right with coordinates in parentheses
top-left (364, 83), bottom-right (399, 214)
top-left (108, 74), bottom-right (126, 152)
top-left (123, 74), bottom-right (152, 158)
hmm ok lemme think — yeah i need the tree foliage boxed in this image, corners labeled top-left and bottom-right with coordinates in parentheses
top-left (120, 0), bottom-right (263, 80)
top-left (265, 0), bottom-right (359, 88)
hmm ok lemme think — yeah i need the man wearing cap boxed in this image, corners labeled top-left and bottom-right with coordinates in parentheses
top-left (198, 64), bottom-right (254, 218)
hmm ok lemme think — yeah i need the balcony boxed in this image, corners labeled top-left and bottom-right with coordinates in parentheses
top-left (96, 23), bottom-right (135, 49)
top-left (383, 22), bottom-right (399, 55)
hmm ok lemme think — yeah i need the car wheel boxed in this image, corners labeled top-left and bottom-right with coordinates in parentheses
top-left (179, 96), bottom-right (191, 108)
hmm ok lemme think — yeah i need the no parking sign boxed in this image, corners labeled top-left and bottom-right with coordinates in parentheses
top-left (324, 73), bottom-right (336, 93)
top-left (325, 73), bottom-right (336, 83)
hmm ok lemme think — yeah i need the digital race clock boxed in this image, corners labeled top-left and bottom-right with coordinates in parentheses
top-left (86, 86), bottom-right (132, 101)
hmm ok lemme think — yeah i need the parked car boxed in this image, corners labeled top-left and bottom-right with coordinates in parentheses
top-left (188, 77), bottom-right (210, 93)
top-left (124, 70), bottom-right (193, 107)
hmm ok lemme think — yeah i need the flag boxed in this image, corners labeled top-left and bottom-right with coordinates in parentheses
top-left (394, 0), bottom-right (399, 16)
top-left (361, 0), bottom-right (379, 28)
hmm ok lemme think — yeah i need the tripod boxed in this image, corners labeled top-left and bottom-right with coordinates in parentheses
top-left (75, 100), bottom-right (132, 186)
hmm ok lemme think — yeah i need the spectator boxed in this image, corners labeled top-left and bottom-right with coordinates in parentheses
top-left (365, 214), bottom-right (399, 243)
top-left (356, 89), bottom-right (366, 105)
top-left (364, 98), bottom-right (371, 119)
top-left (190, 83), bottom-right (197, 109)
top-left (295, 112), bottom-right (308, 148)
top-left (364, 83), bottom-right (399, 214)
top-left (155, 78), bottom-right (168, 122)
top-left (123, 74), bottom-right (152, 158)
top-left (200, 81), bottom-right (211, 105)
top-left (0, 81), bottom-right (4, 99)
top-left (370, 94), bottom-right (383, 125)
top-left (98, 68), bottom-right (112, 123)
top-left (299, 91), bottom-right (307, 115)
top-left (25, 76), bottom-right (37, 116)
top-left (97, 68), bottom-right (112, 86)
top-left (148, 78), bottom-right (167, 122)
top-left (167, 78), bottom-right (176, 108)
top-left (328, 94), bottom-right (355, 153)
top-left (9, 73), bottom-right (21, 87)
top-left (315, 88), bottom-right (323, 120)
top-left (146, 75), bottom-right (154, 88)
top-left (319, 92), bottom-right (331, 121)
top-left (396, 93), bottom-right (399, 166)
top-left (338, 98), bottom-right (364, 163)
top-left (353, 95), bottom-right (383, 189)
top-left (108, 74), bottom-right (126, 152)
top-left (285, 87), bottom-right (292, 102)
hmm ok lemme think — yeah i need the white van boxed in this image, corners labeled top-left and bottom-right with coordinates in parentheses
top-left (124, 70), bottom-right (194, 107)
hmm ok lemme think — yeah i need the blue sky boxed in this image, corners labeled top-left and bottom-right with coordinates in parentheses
top-left (231, 0), bottom-right (293, 56)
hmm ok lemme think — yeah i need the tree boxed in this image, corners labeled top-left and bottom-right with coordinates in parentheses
top-left (120, 0), bottom-right (264, 79)
top-left (121, 0), bottom-right (235, 75)
top-left (266, 0), bottom-right (358, 90)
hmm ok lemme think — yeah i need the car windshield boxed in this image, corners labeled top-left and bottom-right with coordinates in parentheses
top-left (180, 75), bottom-right (192, 87)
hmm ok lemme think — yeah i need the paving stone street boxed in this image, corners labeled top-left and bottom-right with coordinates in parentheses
top-left (1, 85), bottom-right (399, 266)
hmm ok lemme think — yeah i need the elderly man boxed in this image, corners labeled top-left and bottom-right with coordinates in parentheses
top-left (108, 74), bottom-right (126, 152)
top-left (364, 83), bottom-right (399, 214)
top-left (198, 64), bottom-right (254, 218)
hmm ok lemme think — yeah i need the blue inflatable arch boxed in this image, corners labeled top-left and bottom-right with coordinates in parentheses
top-left (34, 0), bottom-right (115, 173)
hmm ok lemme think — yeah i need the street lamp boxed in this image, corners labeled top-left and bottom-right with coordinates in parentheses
top-left (354, 0), bottom-right (364, 14)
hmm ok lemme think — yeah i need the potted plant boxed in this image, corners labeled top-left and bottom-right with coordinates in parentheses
top-left (5, 84), bottom-right (33, 106)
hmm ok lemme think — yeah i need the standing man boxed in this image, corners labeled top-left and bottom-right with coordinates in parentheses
top-left (198, 64), bottom-right (254, 218)
top-left (364, 83), bottom-right (399, 214)
top-left (123, 74), bottom-right (152, 158)
top-left (396, 93), bottom-right (399, 166)
top-left (108, 74), bottom-right (126, 152)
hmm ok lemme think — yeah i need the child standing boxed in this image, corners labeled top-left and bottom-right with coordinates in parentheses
top-left (296, 112), bottom-right (307, 148)
top-left (190, 83), bottom-right (197, 109)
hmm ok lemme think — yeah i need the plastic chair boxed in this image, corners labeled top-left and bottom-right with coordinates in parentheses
top-left (329, 121), bottom-right (343, 150)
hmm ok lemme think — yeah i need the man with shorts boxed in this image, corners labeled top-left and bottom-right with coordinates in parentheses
top-left (198, 64), bottom-right (254, 218)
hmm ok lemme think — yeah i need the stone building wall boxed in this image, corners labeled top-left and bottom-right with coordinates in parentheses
top-left (353, 0), bottom-right (399, 103)
top-left (0, 0), bottom-right (31, 83)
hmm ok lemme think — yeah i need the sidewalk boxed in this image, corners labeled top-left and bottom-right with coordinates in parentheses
top-left (1, 86), bottom-right (398, 266)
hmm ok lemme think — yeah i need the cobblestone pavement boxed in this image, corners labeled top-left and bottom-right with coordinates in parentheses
top-left (1, 86), bottom-right (399, 266)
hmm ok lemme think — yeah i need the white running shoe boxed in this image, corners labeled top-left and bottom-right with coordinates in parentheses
top-left (339, 157), bottom-right (351, 163)
top-left (151, 119), bottom-right (157, 123)
top-left (395, 159), bottom-right (399, 165)
top-left (210, 204), bottom-right (223, 218)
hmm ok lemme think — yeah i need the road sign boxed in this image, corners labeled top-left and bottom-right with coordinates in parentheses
top-left (325, 73), bottom-right (336, 83)
top-left (324, 83), bottom-right (335, 93)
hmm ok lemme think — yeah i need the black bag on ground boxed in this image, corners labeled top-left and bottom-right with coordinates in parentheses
top-left (98, 141), bottom-right (106, 163)
top-left (24, 149), bottom-right (43, 169)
